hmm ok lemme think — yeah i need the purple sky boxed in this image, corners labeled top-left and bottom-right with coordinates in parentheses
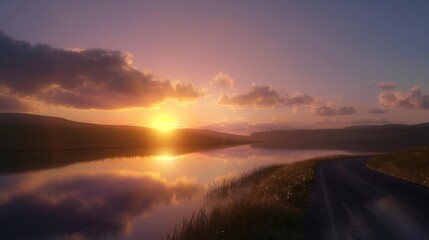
top-left (0, 1), bottom-right (428, 133)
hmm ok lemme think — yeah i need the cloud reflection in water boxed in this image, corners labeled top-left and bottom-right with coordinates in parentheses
top-left (0, 172), bottom-right (199, 239)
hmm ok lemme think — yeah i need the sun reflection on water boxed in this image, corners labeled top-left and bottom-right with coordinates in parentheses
top-left (151, 154), bottom-right (179, 165)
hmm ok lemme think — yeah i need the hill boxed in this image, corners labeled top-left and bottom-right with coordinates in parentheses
top-left (250, 123), bottom-right (429, 152)
top-left (0, 113), bottom-right (253, 152)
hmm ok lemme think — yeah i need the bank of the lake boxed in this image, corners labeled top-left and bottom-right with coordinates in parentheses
top-left (167, 155), bottom-right (364, 240)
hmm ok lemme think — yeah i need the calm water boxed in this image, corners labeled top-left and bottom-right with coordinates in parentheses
top-left (0, 145), bottom-right (358, 240)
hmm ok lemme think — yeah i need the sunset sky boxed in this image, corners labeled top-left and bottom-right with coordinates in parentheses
top-left (0, 1), bottom-right (428, 134)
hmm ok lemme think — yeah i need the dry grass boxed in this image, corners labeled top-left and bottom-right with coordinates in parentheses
top-left (166, 155), bottom-right (354, 240)
top-left (367, 147), bottom-right (429, 187)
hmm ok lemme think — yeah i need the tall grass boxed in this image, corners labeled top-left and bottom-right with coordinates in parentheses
top-left (367, 147), bottom-right (429, 187)
top-left (206, 164), bottom-right (283, 200)
top-left (166, 155), bottom-right (354, 240)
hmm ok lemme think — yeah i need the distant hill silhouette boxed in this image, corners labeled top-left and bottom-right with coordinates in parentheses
top-left (0, 113), bottom-right (253, 152)
top-left (2, 113), bottom-right (428, 154)
top-left (251, 123), bottom-right (429, 152)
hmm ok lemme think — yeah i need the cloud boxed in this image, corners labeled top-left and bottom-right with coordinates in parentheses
top-left (218, 85), bottom-right (315, 109)
top-left (218, 85), bottom-right (284, 108)
top-left (0, 94), bottom-right (33, 112)
top-left (378, 86), bottom-right (429, 109)
top-left (283, 92), bottom-right (315, 105)
top-left (0, 172), bottom-right (198, 239)
top-left (311, 102), bottom-right (358, 116)
top-left (368, 108), bottom-right (388, 114)
top-left (312, 105), bottom-right (336, 116)
top-left (370, 81), bottom-right (396, 91)
top-left (338, 106), bottom-right (358, 115)
top-left (210, 72), bottom-right (234, 89)
top-left (0, 32), bottom-right (204, 110)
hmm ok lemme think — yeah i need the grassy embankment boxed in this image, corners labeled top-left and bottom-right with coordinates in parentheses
top-left (367, 147), bottom-right (429, 187)
top-left (167, 155), bottom-right (357, 240)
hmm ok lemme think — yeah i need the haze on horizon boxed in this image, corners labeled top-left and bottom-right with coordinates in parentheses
top-left (0, 1), bottom-right (428, 134)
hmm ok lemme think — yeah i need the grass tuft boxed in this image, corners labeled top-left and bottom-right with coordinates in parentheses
top-left (367, 147), bottom-right (429, 187)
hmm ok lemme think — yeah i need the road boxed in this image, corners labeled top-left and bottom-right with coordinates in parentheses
top-left (308, 157), bottom-right (429, 240)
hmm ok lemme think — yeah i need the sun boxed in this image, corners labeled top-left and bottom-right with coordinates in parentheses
top-left (151, 115), bottom-right (178, 132)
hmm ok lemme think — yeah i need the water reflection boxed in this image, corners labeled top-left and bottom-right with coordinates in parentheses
top-left (251, 141), bottom-right (404, 152)
top-left (0, 145), bottom-right (228, 174)
top-left (0, 144), bottom-right (358, 240)
top-left (0, 172), bottom-right (198, 240)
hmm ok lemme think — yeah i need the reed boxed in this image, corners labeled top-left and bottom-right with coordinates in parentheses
top-left (167, 155), bottom-right (353, 240)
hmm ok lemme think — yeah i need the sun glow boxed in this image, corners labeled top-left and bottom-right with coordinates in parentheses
top-left (151, 115), bottom-right (178, 132)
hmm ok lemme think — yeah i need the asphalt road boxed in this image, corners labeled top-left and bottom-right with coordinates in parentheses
top-left (308, 157), bottom-right (429, 240)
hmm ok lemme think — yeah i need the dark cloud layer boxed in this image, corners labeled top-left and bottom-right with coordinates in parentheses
top-left (0, 32), bottom-right (203, 110)
top-left (0, 173), bottom-right (198, 239)
top-left (378, 86), bottom-right (429, 110)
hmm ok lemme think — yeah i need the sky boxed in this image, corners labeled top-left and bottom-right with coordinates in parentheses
top-left (0, 0), bottom-right (428, 134)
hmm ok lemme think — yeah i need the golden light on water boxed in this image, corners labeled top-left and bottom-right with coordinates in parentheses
top-left (152, 154), bottom-right (178, 165)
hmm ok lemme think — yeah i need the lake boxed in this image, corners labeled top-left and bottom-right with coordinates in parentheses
top-left (0, 144), bottom-right (361, 240)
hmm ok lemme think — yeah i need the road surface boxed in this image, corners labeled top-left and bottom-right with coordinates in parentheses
top-left (308, 157), bottom-right (429, 240)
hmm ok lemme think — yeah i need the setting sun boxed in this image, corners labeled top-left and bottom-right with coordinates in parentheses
top-left (151, 115), bottom-right (178, 132)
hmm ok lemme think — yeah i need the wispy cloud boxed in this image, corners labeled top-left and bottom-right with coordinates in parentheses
top-left (0, 32), bottom-right (205, 110)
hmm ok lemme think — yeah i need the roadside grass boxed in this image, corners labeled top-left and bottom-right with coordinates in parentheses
top-left (367, 147), bottom-right (429, 187)
top-left (166, 155), bottom-right (357, 240)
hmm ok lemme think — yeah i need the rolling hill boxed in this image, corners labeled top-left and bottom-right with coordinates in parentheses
top-left (0, 113), bottom-right (253, 152)
top-left (250, 123), bottom-right (429, 152)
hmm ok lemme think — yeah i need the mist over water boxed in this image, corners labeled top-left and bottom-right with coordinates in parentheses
top-left (0, 145), bottom-right (358, 240)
